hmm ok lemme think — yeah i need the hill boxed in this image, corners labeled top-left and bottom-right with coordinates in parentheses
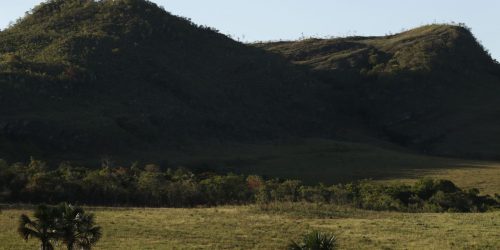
top-left (1, 0), bottom-right (500, 171)
top-left (257, 25), bottom-right (500, 159)
top-left (0, 0), bottom-right (364, 163)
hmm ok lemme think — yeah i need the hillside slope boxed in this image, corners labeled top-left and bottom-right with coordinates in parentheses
top-left (257, 25), bottom-right (500, 159)
top-left (0, 0), bottom-right (363, 162)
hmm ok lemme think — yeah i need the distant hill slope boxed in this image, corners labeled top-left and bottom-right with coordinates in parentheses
top-left (257, 25), bottom-right (500, 159)
top-left (0, 0), bottom-right (361, 162)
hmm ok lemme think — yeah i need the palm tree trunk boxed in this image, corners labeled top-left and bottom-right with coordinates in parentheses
top-left (67, 241), bottom-right (74, 250)
top-left (41, 239), bottom-right (53, 250)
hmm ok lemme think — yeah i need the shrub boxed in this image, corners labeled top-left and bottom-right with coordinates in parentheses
top-left (0, 158), bottom-right (497, 211)
top-left (288, 231), bottom-right (337, 250)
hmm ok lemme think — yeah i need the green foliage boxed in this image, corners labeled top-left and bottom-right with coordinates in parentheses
top-left (1, 158), bottom-right (497, 212)
top-left (288, 231), bottom-right (337, 250)
top-left (257, 24), bottom-right (500, 160)
top-left (56, 203), bottom-right (102, 250)
top-left (18, 204), bottom-right (60, 250)
top-left (0, 0), bottom-right (330, 162)
top-left (200, 174), bottom-right (251, 205)
top-left (18, 203), bottom-right (101, 250)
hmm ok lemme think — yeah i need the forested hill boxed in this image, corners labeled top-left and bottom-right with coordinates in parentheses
top-left (258, 25), bottom-right (500, 159)
top-left (0, 0), bottom-right (355, 162)
top-left (1, 0), bottom-right (500, 164)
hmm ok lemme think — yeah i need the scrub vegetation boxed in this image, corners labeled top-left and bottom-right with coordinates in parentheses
top-left (0, 158), bottom-right (498, 212)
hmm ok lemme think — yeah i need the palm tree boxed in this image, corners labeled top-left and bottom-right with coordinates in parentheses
top-left (18, 204), bottom-right (59, 250)
top-left (57, 203), bottom-right (102, 250)
top-left (287, 231), bottom-right (337, 250)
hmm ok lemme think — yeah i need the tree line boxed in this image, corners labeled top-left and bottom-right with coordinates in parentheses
top-left (0, 158), bottom-right (498, 212)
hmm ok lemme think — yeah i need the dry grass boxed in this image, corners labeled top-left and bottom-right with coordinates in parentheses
top-left (160, 139), bottom-right (500, 195)
top-left (405, 163), bottom-right (500, 195)
top-left (1, 206), bottom-right (498, 250)
top-left (376, 163), bottom-right (500, 196)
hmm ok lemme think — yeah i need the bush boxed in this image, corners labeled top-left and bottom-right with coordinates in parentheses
top-left (0, 158), bottom-right (497, 212)
top-left (288, 231), bottom-right (337, 250)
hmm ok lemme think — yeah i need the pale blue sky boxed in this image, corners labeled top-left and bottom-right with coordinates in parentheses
top-left (1, 0), bottom-right (499, 60)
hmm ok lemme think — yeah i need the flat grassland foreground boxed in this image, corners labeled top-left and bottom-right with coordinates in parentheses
top-left (0, 206), bottom-right (498, 250)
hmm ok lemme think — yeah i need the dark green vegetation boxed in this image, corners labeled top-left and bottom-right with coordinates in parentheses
top-left (288, 231), bottom-right (337, 250)
top-left (18, 205), bottom-right (58, 250)
top-left (257, 25), bottom-right (500, 159)
top-left (1, 0), bottom-right (500, 168)
top-left (0, 0), bottom-right (342, 163)
top-left (0, 159), bottom-right (497, 212)
top-left (18, 203), bottom-right (101, 250)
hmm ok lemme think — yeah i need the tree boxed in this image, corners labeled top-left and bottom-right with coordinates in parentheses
top-left (18, 203), bottom-right (102, 250)
top-left (57, 203), bottom-right (102, 250)
top-left (137, 166), bottom-right (166, 206)
top-left (18, 204), bottom-right (59, 250)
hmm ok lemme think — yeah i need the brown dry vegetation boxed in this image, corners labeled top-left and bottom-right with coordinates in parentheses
top-left (1, 205), bottom-right (498, 249)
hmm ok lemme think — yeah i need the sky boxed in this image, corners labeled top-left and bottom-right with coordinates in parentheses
top-left (0, 0), bottom-right (498, 60)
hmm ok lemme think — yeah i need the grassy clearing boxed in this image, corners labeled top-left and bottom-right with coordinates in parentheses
top-left (158, 139), bottom-right (500, 194)
top-left (391, 163), bottom-right (500, 195)
top-left (0, 205), bottom-right (498, 249)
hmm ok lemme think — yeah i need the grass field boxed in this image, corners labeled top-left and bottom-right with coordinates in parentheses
top-left (390, 163), bottom-right (500, 195)
top-left (157, 139), bottom-right (500, 195)
top-left (1, 205), bottom-right (498, 250)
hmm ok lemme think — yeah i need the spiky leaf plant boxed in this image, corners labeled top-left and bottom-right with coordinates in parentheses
top-left (287, 231), bottom-right (337, 250)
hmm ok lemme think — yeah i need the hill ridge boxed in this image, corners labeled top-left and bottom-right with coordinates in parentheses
top-left (257, 24), bottom-right (498, 74)
top-left (257, 24), bottom-right (500, 159)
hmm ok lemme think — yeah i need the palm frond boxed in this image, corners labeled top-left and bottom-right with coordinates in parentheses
top-left (17, 226), bottom-right (40, 241)
top-left (18, 214), bottom-right (41, 240)
top-left (57, 203), bottom-right (102, 250)
top-left (287, 240), bottom-right (304, 250)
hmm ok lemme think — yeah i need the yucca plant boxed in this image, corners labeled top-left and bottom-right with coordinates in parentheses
top-left (287, 231), bottom-right (337, 250)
